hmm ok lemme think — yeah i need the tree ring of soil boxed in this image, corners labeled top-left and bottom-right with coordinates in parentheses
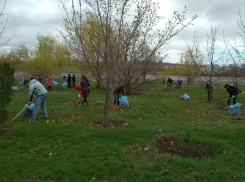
top-left (154, 135), bottom-right (217, 158)
top-left (88, 121), bottom-right (128, 128)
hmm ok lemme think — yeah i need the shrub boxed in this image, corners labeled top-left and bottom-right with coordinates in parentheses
top-left (0, 62), bottom-right (15, 123)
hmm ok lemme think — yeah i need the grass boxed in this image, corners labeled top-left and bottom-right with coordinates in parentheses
top-left (1, 81), bottom-right (245, 181)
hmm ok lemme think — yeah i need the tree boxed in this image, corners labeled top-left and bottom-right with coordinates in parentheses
top-left (186, 26), bottom-right (226, 102)
top-left (61, 0), bottom-right (197, 126)
top-left (0, 62), bottom-right (15, 123)
top-left (3, 45), bottom-right (30, 71)
top-left (179, 50), bottom-right (201, 90)
top-left (0, 0), bottom-right (14, 48)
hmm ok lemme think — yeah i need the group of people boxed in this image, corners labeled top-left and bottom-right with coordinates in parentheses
top-left (63, 74), bottom-right (76, 88)
top-left (23, 72), bottom-right (243, 122)
top-left (23, 74), bottom-right (91, 122)
top-left (167, 77), bottom-right (183, 89)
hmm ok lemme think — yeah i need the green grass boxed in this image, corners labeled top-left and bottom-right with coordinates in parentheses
top-left (1, 81), bottom-right (245, 181)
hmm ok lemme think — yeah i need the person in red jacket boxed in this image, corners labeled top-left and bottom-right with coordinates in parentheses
top-left (47, 74), bottom-right (53, 92)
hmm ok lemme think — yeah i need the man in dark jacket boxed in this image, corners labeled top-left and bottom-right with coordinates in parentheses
top-left (23, 79), bottom-right (48, 121)
top-left (67, 74), bottom-right (71, 88)
top-left (224, 84), bottom-right (242, 106)
top-left (114, 85), bottom-right (124, 105)
top-left (167, 77), bottom-right (173, 89)
top-left (72, 74), bottom-right (76, 86)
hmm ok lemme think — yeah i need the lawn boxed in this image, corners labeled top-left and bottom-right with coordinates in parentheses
top-left (1, 81), bottom-right (245, 181)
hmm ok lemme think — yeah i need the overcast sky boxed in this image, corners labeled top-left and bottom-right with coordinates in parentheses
top-left (1, 0), bottom-right (245, 63)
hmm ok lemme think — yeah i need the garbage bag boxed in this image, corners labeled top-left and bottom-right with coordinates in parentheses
top-left (180, 94), bottom-right (191, 100)
top-left (22, 103), bottom-right (35, 118)
top-left (63, 82), bottom-right (68, 89)
top-left (119, 95), bottom-right (129, 108)
top-left (53, 80), bottom-right (61, 85)
top-left (229, 103), bottom-right (242, 116)
top-left (12, 87), bottom-right (19, 92)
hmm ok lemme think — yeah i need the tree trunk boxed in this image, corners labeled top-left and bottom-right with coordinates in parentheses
top-left (103, 82), bottom-right (110, 127)
top-left (125, 79), bottom-right (131, 95)
top-left (96, 73), bottom-right (102, 88)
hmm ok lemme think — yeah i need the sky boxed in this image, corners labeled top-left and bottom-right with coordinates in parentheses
top-left (1, 0), bottom-right (245, 63)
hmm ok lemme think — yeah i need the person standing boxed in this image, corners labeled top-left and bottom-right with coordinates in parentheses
top-left (80, 75), bottom-right (89, 106)
top-left (206, 82), bottom-right (213, 101)
top-left (114, 85), bottom-right (124, 105)
top-left (23, 79), bottom-right (48, 121)
top-left (72, 74), bottom-right (76, 86)
top-left (177, 78), bottom-right (183, 88)
top-left (167, 77), bottom-right (173, 89)
top-left (47, 74), bottom-right (53, 92)
top-left (67, 74), bottom-right (71, 88)
top-left (224, 84), bottom-right (242, 106)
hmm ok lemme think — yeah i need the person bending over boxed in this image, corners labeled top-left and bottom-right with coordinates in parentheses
top-left (224, 84), bottom-right (242, 106)
top-left (23, 79), bottom-right (48, 121)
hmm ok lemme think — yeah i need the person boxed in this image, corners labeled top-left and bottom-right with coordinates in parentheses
top-left (30, 74), bottom-right (35, 80)
top-left (38, 75), bottom-right (42, 83)
top-left (82, 76), bottom-right (90, 103)
top-left (80, 75), bottom-right (89, 106)
top-left (67, 74), bottom-right (71, 88)
top-left (23, 79), bottom-right (48, 121)
top-left (177, 78), bottom-right (183, 88)
top-left (72, 74), bottom-right (76, 86)
top-left (206, 82), bottom-right (213, 101)
top-left (224, 84), bottom-right (242, 106)
top-left (47, 74), bottom-right (53, 92)
top-left (167, 77), bottom-right (173, 89)
top-left (114, 85), bottom-right (124, 105)
top-left (35, 75), bottom-right (39, 82)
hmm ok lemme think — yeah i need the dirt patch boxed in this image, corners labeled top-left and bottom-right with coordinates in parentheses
top-left (88, 121), bottom-right (127, 128)
top-left (218, 101), bottom-right (228, 110)
top-left (192, 97), bottom-right (205, 100)
top-left (175, 95), bottom-right (181, 99)
top-left (162, 88), bottom-right (174, 92)
top-left (100, 104), bottom-right (124, 111)
top-left (139, 88), bottom-right (148, 91)
top-left (154, 135), bottom-right (216, 158)
top-left (0, 130), bottom-right (10, 137)
top-left (65, 100), bottom-right (81, 106)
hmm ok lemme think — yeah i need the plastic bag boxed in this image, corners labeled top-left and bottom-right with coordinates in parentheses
top-left (63, 82), bottom-right (68, 89)
top-left (12, 87), bottom-right (19, 92)
top-left (229, 103), bottom-right (242, 116)
top-left (180, 94), bottom-right (191, 100)
top-left (119, 95), bottom-right (129, 108)
top-left (22, 103), bottom-right (35, 118)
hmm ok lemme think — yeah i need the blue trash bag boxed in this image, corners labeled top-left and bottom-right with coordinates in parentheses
top-left (22, 79), bottom-right (25, 84)
top-left (53, 80), bottom-right (61, 85)
top-left (180, 94), bottom-right (191, 100)
top-left (229, 103), bottom-right (242, 116)
top-left (150, 87), bottom-right (154, 90)
top-left (119, 95), bottom-right (129, 108)
top-left (63, 82), bottom-right (68, 89)
top-left (22, 103), bottom-right (35, 118)
top-left (11, 87), bottom-right (19, 92)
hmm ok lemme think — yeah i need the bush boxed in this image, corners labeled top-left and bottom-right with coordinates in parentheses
top-left (0, 62), bottom-right (15, 123)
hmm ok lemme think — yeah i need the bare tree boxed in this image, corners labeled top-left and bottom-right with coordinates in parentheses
top-left (0, 0), bottom-right (14, 48)
top-left (224, 10), bottom-right (245, 86)
top-left (60, 0), bottom-right (197, 126)
top-left (186, 26), bottom-right (226, 102)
